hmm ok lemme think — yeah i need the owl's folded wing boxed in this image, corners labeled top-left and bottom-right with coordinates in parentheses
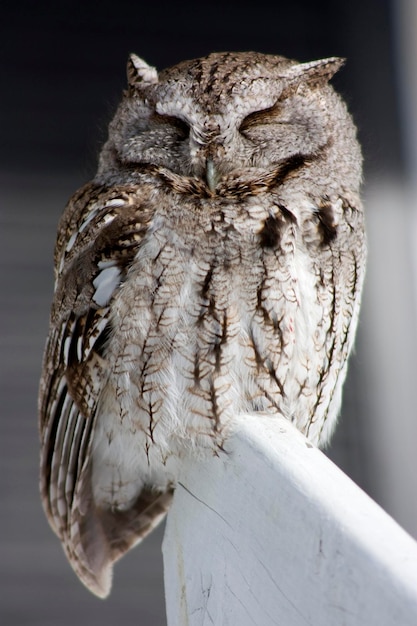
top-left (39, 182), bottom-right (173, 597)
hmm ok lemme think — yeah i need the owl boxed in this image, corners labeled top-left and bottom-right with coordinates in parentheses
top-left (39, 51), bottom-right (366, 598)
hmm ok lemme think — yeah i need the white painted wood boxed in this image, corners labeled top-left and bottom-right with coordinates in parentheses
top-left (162, 414), bottom-right (417, 625)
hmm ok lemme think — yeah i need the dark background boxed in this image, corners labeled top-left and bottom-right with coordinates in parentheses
top-left (2, 1), bottom-right (415, 625)
top-left (2, 0), bottom-right (402, 178)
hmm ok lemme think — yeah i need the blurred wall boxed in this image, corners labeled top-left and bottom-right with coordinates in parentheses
top-left (358, 0), bottom-right (417, 538)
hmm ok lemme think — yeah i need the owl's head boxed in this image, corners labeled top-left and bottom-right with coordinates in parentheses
top-left (97, 52), bottom-right (361, 197)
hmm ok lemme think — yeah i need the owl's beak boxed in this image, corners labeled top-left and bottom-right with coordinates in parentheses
top-left (205, 158), bottom-right (220, 193)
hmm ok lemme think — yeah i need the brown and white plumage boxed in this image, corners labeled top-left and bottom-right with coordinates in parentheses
top-left (39, 51), bottom-right (366, 597)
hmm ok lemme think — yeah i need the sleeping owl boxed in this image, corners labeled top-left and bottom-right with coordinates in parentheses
top-left (39, 51), bottom-right (366, 597)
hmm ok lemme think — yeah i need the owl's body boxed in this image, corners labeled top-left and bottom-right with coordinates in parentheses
top-left (39, 52), bottom-right (366, 597)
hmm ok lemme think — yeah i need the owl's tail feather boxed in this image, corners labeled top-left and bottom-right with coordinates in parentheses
top-left (65, 465), bottom-right (174, 598)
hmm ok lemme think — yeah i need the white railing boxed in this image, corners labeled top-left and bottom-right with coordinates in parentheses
top-left (162, 414), bottom-right (417, 625)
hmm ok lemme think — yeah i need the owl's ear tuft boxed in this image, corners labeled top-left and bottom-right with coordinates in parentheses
top-left (286, 57), bottom-right (345, 89)
top-left (127, 54), bottom-right (159, 90)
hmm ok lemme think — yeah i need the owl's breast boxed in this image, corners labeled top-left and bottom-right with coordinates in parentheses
top-left (91, 194), bottom-right (350, 511)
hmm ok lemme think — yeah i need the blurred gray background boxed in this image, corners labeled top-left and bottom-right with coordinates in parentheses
top-left (2, 1), bottom-right (416, 624)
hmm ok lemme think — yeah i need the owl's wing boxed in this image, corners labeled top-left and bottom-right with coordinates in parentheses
top-left (39, 182), bottom-right (173, 598)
